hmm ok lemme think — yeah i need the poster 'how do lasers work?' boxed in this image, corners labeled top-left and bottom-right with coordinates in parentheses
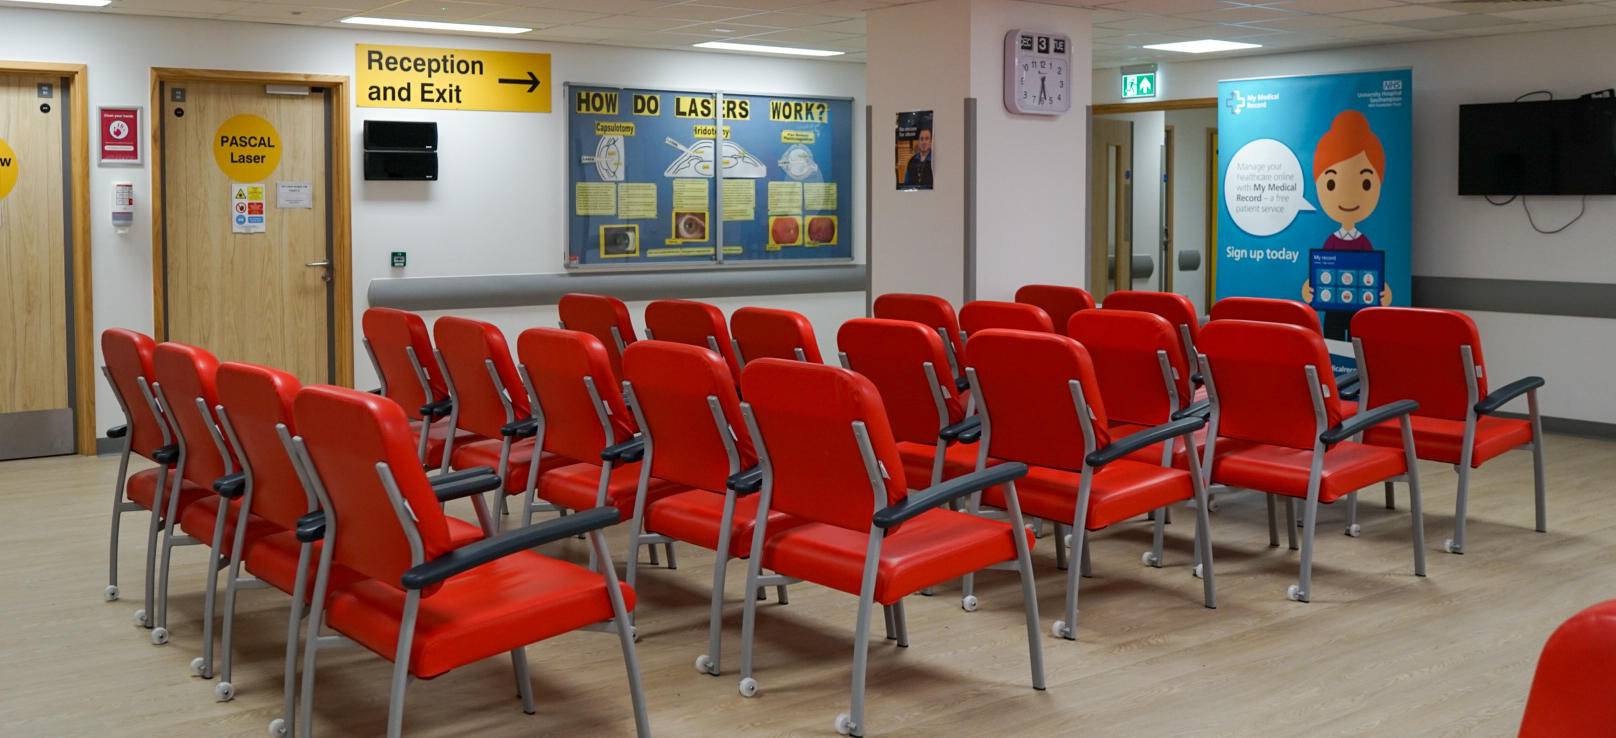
top-left (1216, 69), bottom-right (1411, 353)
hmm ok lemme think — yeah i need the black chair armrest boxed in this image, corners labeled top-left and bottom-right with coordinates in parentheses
top-left (1190, 372), bottom-right (1204, 386)
top-left (107, 424), bottom-right (128, 439)
top-left (433, 473), bottom-right (503, 503)
top-left (1336, 371), bottom-right (1361, 401)
top-left (1320, 399), bottom-right (1419, 445)
top-left (295, 511), bottom-right (326, 543)
top-left (601, 436), bottom-right (645, 464)
top-left (1171, 398), bottom-right (1211, 421)
top-left (151, 444), bottom-right (179, 464)
top-left (213, 472), bottom-right (247, 499)
top-left (420, 398), bottom-right (453, 420)
top-left (401, 507), bottom-right (621, 589)
top-left (430, 467), bottom-right (496, 486)
top-left (1088, 416), bottom-right (1206, 468)
top-left (872, 462), bottom-right (1029, 529)
top-left (954, 375), bottom-right (971, 392)
top-left (500, 417), bottom-right (539, 438)
top-left (1475, 376), bottom-right (1545, 416)
top-left (938, 416), bottom-right (982, 444)
top-left (727, 466), bottom-right (764, 495)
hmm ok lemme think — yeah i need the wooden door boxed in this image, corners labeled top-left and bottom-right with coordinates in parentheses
top-left (0, 72), bottom-right (74, 459)
top-left (1088, 117), bottom-right (1132, 301)
top-left (159, 80), bottom-right (332, 383)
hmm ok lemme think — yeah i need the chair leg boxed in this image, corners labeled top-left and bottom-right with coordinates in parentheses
top-left (1059, 527), bottom-right (1085, 640)
top-left (1384, 481), bottom-right (1396, 510)
top-left (1079, 535), bottom-right (1092, 579)
top-left (1401, 421), bottom-right (1427, 577)
top-left (139, 469), bottom-right (169, 630)
top-left (199, 512), bottom-right (231, 679)
top-left (846, 579), bottom-right (878, 737)
top-left (1292, 496), bottom-right (1320, 603)
top-left (700, 552), bottom-right (729, 676)
top-left (1530, 406), bottom-right (1547, 533)
top-left (1284, 498), bottom-right (1299, 551)
top-left (775, 584), bottom-right (789, 605)
top-left (882, 605), bottom-right (896, 641)
top-left (510, 648), bottom-right (536, 714)
top-left (1193, 491), bottom-right (1217, 609)
top-left (648, 543), bottom-right (661, 567)
top-left (1266, 494), bottom-right (1279, 548)
top-left (591, 531), bottom-right (650, 738)
top-left (664, 543), bottom-right (678, 570)
top-left (1054, 523), bottom-right (1068, 571)
top-left (107, 446), bottom-right (132, 599)
top-left (385, 648), bottom-right (413, 738)
top-left (218, 559), bottom-right (244, 697)
top-left (892, 599), bottom-right (908, 648)
top-left (1008, 507), bottom-right (1046, 689)
top-left (1450, 463), bottom-right (1471, 555)
top-left (1148, 509), bottom-right (1166, 568)
top-left (276, 546), bottom-right (313, 738)
top-left (1345, 491), bottom-right (1360, 537)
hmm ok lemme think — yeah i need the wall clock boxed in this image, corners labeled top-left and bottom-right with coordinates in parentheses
top-left (1004, 29), bottom-right (1072, 116)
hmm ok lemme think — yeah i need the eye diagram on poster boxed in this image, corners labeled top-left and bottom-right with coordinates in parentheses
top-left (566, 84), bottom-right (853, 268)
top-left (895, 110), bottom-right (933, 191)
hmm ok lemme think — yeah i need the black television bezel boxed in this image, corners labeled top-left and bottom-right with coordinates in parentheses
top-left (1458, 97), bottom-right (1616, 196)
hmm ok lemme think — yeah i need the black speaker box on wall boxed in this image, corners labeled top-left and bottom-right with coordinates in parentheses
top-left (364, 121), bottom-right (438, 180)
top-left (364, 151), bottom-right (438, 181)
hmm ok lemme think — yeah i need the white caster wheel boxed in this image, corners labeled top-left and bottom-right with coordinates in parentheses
top-left (738, 677), bottom-right (758, 698)
top-left (1346, 524), bottom-right (1361, 538)
top-left (628, 626), bottom-right (640, 643)
top-left (1141, 551), bottom-right (1161, 568)
top-left (695, 654), bottom-right (716, 676)
top-left (151, 627), bottom-right (169, 645)
top-left (1208, 499), bottom-right (1220, 512)
top-left (215, 681), bottom-right (235, 702)
top-left (1051, 620), bottom-right (1073, 640)
top-left (1063, 534), bottom-right (1072, 548)
top-left (1287, 584), bottom-right (1307, 602)
top-left (268, 718), bottom-right (288, 737)
top-left (1444, 538), bottom-right (1463, 554)
top-left (190, 657), bottom-right (208, 677)
top-left (1192, 564), bottom-right (1204, 579)
top-left (133, 609), bottom-right (148, 628)
top-left (960, 595), bottom-right (979, 612)
top-left (835, 713), bottom-right (856, 735)
top-left (105, 585), bottom-right (120, 602)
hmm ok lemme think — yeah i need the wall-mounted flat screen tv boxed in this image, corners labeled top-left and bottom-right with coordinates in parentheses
top-left (1458, 97), bottom-right (1616, 195)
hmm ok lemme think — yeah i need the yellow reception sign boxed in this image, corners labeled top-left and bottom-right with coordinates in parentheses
top-left (358, 44), bottom-right (551, 113)
top-left (213, 114), bottom-right (282, 182)
top-left (0, 136), bottom-right (16, 200)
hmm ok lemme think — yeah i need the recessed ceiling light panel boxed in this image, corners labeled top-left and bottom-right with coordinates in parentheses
top-left (1142, 39), bottom-right (1262, 54)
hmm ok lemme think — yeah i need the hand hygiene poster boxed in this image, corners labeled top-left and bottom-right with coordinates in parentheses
top-left (1216, 70), bottom-right (1411, 349)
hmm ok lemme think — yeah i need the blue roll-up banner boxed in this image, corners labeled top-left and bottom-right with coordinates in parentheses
top-left (1216, 69), bottom-right (1411, 371)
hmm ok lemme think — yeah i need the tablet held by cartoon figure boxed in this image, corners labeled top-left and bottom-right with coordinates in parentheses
top-left (1301, 110), bottom-right (1392, 337)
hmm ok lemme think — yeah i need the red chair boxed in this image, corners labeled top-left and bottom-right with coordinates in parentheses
top-left (1101, 291), bottom-right (1203, 377)
top-left (734, 358), bottom-right (1042, 737)
top-left (559, 292), bottom-right (637, 381)
top-left (837, 318), bottom-right (977, 488)
top-left (619, 340), bottom-right (794, 676)
top-left (1350, 307), bottom-right (1546, 554)
top-left (1519, 599), bottom-right (1616, 737)
top-left (966, 329), bottom-right (1215, 639)
top-left (288, 385), bottom-right (649, 738)
top-left (1014, 285), bottom-right (1095, 336)
top-left (730, 306), bottom-right (823, 364)
top-left (101, 328), bottom-right (180, 628)
top-left (959, 300), bottom-right (1054, 336)
top-left (148, 342), bottom-right (234, 646)
top-left (434, 316), bottom-right (564, 526)
top-left (872, 293), bottom-right (968, 389)
top-left (361, 307), bottom-right (467, 467)
top-left (1199, 319), bottom-right (1426, 601)
top-left (515, 328), bottom-right (685, 535)
top-left (1209, 296), bottom-right (1321, 334)
top-left (644, 299), bottom-right (743, 383)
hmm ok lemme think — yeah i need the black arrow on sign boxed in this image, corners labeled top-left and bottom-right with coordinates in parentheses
top-left (498, 71), bottom-right (541, 93)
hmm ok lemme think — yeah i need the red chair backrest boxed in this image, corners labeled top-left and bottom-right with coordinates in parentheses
top-left (959, 300), bottom-right (1054, 336)
top-left (1520, 599), bottom-right (1616, 738)
top-left (837, 318), bottom-right (966, 445)
top-left (152, 342), bottom-right (230, 487)
top-left (740, 359), bottom-right (907, 533)
top-left (872, 293), bottom-right (967, 371)
top-left (517, 327), bottom-right (636, 464)
top-left (1200, 320), bottom-right (1342, 450)
top-left (293, 385), bottom-right (453, 595)
top-left (622, 341), bottom-right (755, 492)
top-left (967, 329), bottom-right (1110, 472)
top-left (1015, 285), bottom-right (1096, 336)
top-left (1102, 291), bottom-right (1201, 361)
top-left (731, 306), bottom-right (823, 364)
top-left (644, 299), bottom-right (742, 383)
top-left (1067, 310), bottom-right (1191, 426)
top-left (432, 317), bottom-right (528, 438)
top-left (362, 308), bottom-right (448, 419)
top-left (1209, 297), bottom-right (1321, 335)
top-left (217, 362), bottom-right (307, 530)
top-left (558, 293), bottom-right (637, 381)
top-left (102, 328), bottom-right (166, 460)
top-left (1351, 307), bottom-right (1486, 422)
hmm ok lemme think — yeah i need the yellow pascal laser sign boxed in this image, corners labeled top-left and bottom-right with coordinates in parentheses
top-left (213, 114), bottom-right (282, 182)
top-left (0, 136), bottom-right (17, 200)
top-left (357, 44), bottom-right (552, 113)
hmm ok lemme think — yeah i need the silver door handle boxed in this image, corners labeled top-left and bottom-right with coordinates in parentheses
top-left (305, 260), bottom-right (333, 284)
top-left (305, 260), bottom-right (331, 268)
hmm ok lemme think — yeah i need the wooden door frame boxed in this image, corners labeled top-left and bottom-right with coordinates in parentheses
top-left (149, 67), bottom-right (353, 388)
top-left (2, 61), bottom-right (94, 454)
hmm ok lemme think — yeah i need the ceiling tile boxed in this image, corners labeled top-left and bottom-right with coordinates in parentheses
top-left (792, 0), bottom-right (886, 17)
top-left (220, 4), bottom-right (353, 22)
top-left (1397, 12), bottom-right (1525, 31)
top-left (1098, 14), bottom-right (1209, 31)
top-left (367, 0), bottom-right (510, 21)
top-left (733, 10), bottom-right (842, 26)
top-left (477, 6), bottom-right (610, 24)
top-left (1496, 3), bottom-right (1616, 23)
top-left (740, 27), bottom-right (856, 42)
top-left (540, 0), bottom-right (672, 13)
top-left (106, 0), bottom-right (251, 16)
top-left (1099, 0), bottom-right (1236, 12)
top-left (1182, 5), bottom-right (1300, 24)
top-left (1244, 14), bottom-right (1371, 31)
top-left (1339, 4), bottom-right (1462, 23)
top-left (632, 3), bottom-right (761, 20)
top-left (1260, 0), bottom-right (1397, 12)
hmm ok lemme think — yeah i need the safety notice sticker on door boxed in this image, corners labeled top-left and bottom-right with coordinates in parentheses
top-left (232, 183), bottom-right (266, 234)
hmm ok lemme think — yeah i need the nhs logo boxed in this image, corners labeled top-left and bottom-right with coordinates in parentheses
top-left (1383, 79), bottom-right (1403, 91)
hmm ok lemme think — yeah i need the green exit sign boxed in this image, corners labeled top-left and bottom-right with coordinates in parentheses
top-left (1122, 64), bottom-right (1157, 99)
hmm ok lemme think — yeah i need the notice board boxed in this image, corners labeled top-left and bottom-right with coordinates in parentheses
top-left (566, 84), bottom-right (853, 269)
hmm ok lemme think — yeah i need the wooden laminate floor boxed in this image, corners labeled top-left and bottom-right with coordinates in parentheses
top-left (1, 434), bottom-right (1612, 737)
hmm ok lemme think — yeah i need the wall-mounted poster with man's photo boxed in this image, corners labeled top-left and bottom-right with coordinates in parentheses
top-left (896, 110), bottom-right (933, 191)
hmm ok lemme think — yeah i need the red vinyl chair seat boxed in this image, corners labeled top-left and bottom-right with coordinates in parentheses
top-left (244, 519), bottom-right (486, 604)
top-left (981, 460), bottom-right (1195, 530)
top-left (538, 462), bottom-right (687, 518)
top-left (1346, 406), bottom-right (1532, 468)
top-left (414, 418), bottom-right (477, 469)
top-left (127, 468), bottom-right (208, 515)
top-left (178, 498), bottom-right (282, 552)
top-left (643, 491), bottom-right (803, 559)
top-left (895, 440), bottom-right (980, 487)
top-left (1107, 422), bottom-right (1209, 466)
top-left (449, 438), bottom-right (568, 494)
top-left (323, 551), bottom-right (636, 679)
top-left (1209, 439), bottom-right (1407, 503)
top-left (758, 508), bottom-right (1032, 606)
top-left (1519, 599), bottom-right (1616, 737)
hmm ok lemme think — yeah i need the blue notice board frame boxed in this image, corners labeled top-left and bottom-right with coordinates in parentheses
top-left (565, 83), bottom-right (854, 269)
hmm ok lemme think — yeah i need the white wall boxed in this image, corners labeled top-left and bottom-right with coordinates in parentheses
top-left (1093, 26), bottom-right (1616, 424)
top-left (0, 6), bottom-right (865, 438)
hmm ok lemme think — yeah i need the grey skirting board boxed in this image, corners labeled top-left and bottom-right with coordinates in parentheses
top-left (368, 264), bottom-right (867, 312)
top-left (1413, 276), bottom-right (1616, 320)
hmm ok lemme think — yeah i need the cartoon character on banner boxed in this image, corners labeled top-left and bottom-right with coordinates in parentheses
top-left (1300, 110), bottom-right (1392, 339)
